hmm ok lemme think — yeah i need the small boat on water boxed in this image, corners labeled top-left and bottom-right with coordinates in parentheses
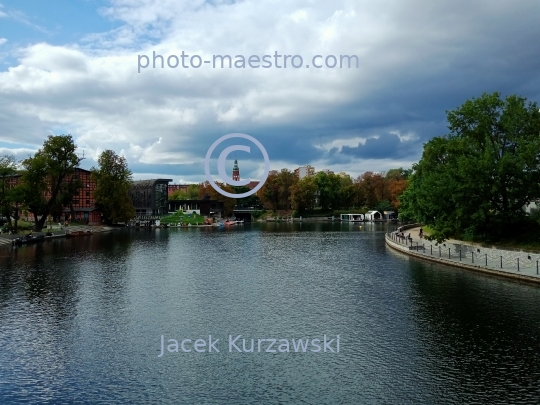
top-left (12, 233), bottom-right (52, 246)
top-left (65, 230), bottom-right (93, 237)
top-left (224, 219), bottom-right (244, 226)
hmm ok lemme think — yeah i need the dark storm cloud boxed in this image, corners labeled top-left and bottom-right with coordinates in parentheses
top-left (341, 133), bottom-right (421, 160)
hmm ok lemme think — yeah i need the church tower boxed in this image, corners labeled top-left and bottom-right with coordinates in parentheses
top-left (232, 159), bottom-right (240, 181)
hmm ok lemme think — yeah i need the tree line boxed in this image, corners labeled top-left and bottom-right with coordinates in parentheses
top-left (257, 168), bottom-right (410, 215)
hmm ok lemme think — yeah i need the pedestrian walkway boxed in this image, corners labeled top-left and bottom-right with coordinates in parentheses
top-left (386, 227), bottom-right (540, 283)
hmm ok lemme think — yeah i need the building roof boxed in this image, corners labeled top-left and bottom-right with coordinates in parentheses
top-left (131, 179), bottom-right (173, 189)
top-left (247, 181), bottom-right (259, 190)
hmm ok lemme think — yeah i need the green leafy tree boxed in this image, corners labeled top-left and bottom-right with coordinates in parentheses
top-left (91, 150), bottom-right (135, 224)
top-left (386, 167), bottom-right (412, 181)
top-left (400, 92), bottom-right (540, 242)
top-left (231, 185), bottom-right (262, 208)
top-left (20, 135), bottom-right (83, 231)
top-left (375, 200), bottom-right (393, 213)
top-left (338, 175), bottom-right (356, 209)
top-left (290, 176), bottom-right (317, 214)
top-left (0, 155), bottom-right (18, 231)
top-left (314, 172), bottom-right (342, 210)
top-left (170, 189), bottom-right (189, 200)
top-left (187, 184), bottom-right (199, 199)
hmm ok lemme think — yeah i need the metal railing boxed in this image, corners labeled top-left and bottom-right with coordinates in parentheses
top-left (387, 230), bottom-right (540, 275)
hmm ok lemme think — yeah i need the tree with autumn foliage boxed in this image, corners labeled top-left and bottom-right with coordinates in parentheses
top-left (385, 168), bottom-right (410, 209)
top-left (257, 169), bottom-right (298, 211)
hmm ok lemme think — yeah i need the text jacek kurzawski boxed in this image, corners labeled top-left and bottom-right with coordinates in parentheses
top-left (158, 335), bottom-right (340, 357)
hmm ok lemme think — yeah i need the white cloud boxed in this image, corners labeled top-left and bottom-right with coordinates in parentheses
top-left (0, 38), bottom-right (7, 45)
top-left (0, 0), bottom-right (540, 181)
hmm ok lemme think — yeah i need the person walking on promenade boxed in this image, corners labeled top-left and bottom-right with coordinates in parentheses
top-left (419, 228), bottom-right (423, 239)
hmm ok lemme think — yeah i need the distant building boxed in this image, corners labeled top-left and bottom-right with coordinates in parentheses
top-left (294, 165), bottom-right (315, 179)
top-left (247, 181), bottom-right (259, 190)
top-left (317, 169), bottom-right (334, 175)
top-left (269, 170), bottom-right (279, 176)
top-left (338, 172), bottom-right (351, 179)
top-left (168, 184), bottom-right (190, 196)
top-left (232, 159), bottom-right (240, 181)
top-left (129, 179), bottom-right (172, 217)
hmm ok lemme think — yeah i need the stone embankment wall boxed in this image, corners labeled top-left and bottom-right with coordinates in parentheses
top-left (385, 232), bottom-right (540, 286)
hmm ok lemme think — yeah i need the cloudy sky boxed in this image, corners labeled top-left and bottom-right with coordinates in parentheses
top-left (0, 0), bottom-right (539, 184)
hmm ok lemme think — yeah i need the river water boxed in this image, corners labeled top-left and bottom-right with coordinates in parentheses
top-left (1, 223), bottom-right (540, 404)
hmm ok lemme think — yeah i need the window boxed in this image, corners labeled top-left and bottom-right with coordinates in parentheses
top-left (86, 191), bottom-right (90, 197)
top-left (86, 199), bottom-right (90, 204)
top-left (73, 200), bottom-right (79, 204)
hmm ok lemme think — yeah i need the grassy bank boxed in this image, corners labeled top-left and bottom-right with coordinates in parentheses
top-left (160, 211), bottom-right (207, 225)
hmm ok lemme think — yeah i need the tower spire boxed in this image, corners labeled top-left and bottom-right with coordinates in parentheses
top-left (232, 158), bottom-right (240, 181)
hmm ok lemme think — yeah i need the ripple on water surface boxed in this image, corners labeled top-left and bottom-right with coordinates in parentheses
top-left (1, 223), bottom-right (540, 404)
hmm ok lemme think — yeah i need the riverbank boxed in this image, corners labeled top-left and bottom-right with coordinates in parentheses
top-left (385, 227), bottom-right (540, 285)
top-left (0, 224), bottom-right (117, 249)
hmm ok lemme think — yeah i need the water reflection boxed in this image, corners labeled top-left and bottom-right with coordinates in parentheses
top-left (407, 259), bottom-right (540, 403)
top-left (1, 224), bottom-right (540, 404)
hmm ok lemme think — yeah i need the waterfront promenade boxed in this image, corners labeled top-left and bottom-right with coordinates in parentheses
top-left (386, 226), bottom-right (540, 284)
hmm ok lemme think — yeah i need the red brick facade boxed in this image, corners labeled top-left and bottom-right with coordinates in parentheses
top-left (64, 168), bottom-right (101, 223)
top-left (6, 168), bottom-right (102, 224)
top-left (168, 184), bottom-right (189, 196)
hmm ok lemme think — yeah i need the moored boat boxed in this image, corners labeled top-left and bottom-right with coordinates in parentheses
top-left (12, 234), bottom-right (50, 246)
top-left (65, 230), bottom-right (93, 237)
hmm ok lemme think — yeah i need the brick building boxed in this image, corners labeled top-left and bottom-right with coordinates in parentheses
top-left (64, 168), bottom-right (101, 223)
top-left (4, 168), bottom-right (102, 224)
top-left (168, 184), bottom-right (190, 196)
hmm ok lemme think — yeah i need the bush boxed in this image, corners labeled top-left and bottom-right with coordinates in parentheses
top-left (251, 210), bottom-right (267, 220)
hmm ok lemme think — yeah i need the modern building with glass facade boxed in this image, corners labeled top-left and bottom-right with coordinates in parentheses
top-left (129, 179), bottom-right (172, 217)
